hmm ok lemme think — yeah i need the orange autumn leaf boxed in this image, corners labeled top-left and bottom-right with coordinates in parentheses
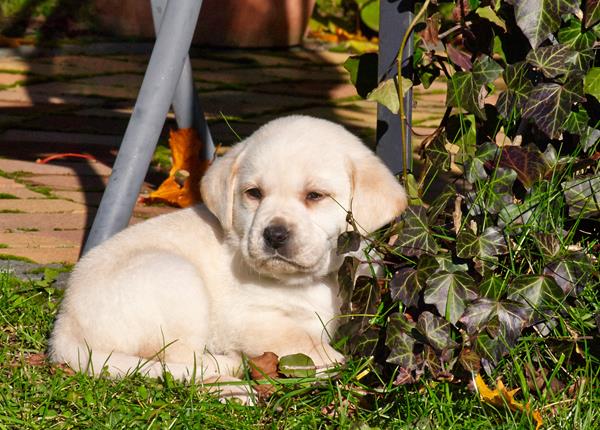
top-left (475, 374), bottom-right (543, 430)
top-left (143, 128), bottom-right (208, 208)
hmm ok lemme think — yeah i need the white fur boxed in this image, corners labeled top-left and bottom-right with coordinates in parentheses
top-left (48, 116), bottom-right (407, 382)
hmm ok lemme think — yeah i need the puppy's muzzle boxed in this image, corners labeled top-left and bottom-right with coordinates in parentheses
top-left (263, 223), bottom-right (290, 250)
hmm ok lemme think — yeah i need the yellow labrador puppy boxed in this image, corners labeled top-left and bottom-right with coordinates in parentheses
top-left (49, 116), bottom-right (407, 382)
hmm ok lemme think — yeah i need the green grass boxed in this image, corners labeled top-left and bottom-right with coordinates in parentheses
top-left (1, 269), bottom-right (598, 429)
top-left (0, 192), bottom-right (18, 199)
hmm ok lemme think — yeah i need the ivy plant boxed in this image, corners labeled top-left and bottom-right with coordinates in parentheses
top-left (336, 0), bottom-right (600, 385)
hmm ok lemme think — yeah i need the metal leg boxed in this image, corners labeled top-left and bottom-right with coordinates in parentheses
top-left (83, 0), bottom-right (204, 254)
top-left (376, 0), bottom-right (413, 175)
top-left (151, 0), bottom-right (215, 161)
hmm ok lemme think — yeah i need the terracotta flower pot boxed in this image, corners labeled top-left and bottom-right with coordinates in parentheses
top-left (94, 0), bottom-right (316, 47)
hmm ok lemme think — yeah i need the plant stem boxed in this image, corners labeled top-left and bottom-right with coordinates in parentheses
top-left (397, 0), bottom-right (431, 187)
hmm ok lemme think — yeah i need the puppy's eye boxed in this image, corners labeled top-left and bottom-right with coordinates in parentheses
top-left (245, 187), bottom-right (263, 200)
top-left (306, 191), bottom-right (325, 202)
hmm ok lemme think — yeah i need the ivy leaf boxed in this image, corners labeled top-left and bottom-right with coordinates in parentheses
top-left (468, 168), bottom-right (517, 215)
top-left (337, 231), bottom-right (361, 255)
top-left (476, 333), bottom-right (508, 366)
top-left (338, 256), bottom-right (358, 315)
top-left (507, 274), bottom-right (565, 308)
top-left (344, 53), bottom-right (379, 98)
top-left (424, 271), bottom-right (478, 324)
top-left (350, 276), bottom-right (381, 317)
top-left (526, 44), bottom-right (578, 78)
top-left (584, 68), bottom-right (600, 100)
top-left (584, 0), bottom-right (600, 28)
top-left (423, 129), bottom-right (451, 171)
top-left (334, 319), bottom-right (379, 357)
top-left (390, 268), bottom-right (421, 307)
top-left (416, 311), bottom-right (459, 351)
top-left (460, 298), bottom-right (529, 343)
top-left (395, 206), bottom-right (440, 257)
top-left (497, 62), bottom-right (533, 119)
top-left (447, 56), bottom-right (503, 119)
top-left (532, 233), bottom-right (562, 258)
top-left (564, 108), bottom-right (591, 135)
top-left (456, 226), bottom-right (508, 259)
top-left (464, 142), bottom-right (498, 183)
top-left (475, 6), bottom-right (507, 31)
top-left (360, 0), bottom-right (379, 31)
top-left (507, 0), bottom-right (581, 49)
top-left (496, 145), bottom-right (548, 188)
top-left (544, 258), bottom-right (587, 295)
top-left (427, 185), bottom-right (456, 222)
top-left (523, 74), bottom-right (586, 139)
top-left (386, 313), bottom-right (417, 368)
top-left (367, 76), bottom-right (413, 114)
top-left (479, 276), bottom-right (507, 300)
top-left (278, 353), bottom-right (316, 378)
top-left (562, 174), bottom-right (600, 217)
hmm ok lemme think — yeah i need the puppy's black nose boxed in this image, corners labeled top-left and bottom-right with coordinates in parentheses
top-left (263, 224), bottom-right (289, 249)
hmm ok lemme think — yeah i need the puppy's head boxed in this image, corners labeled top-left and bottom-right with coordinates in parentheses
top-left (201, 116), bottom-right (407, 283)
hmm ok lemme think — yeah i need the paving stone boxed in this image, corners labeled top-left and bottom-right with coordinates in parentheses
top-left (200, 90), bottom-right (320, 117)
top-left (25, 81), bottom-right (141, 100)
top-left (0, 231), bottom-right (79, 248)
top-left (193, 69), bottom-right (281, 85)
top-left (53, 190), bottom-right (104, 206)
top-left (29, 55), bottom-right (146, 75)
top-left (0, 129), bottom-right (121, 147)
top-left (254, 81), bottom-right (358, 100)
top-left (0, 87), bottom-right (104, 106)
top-left (0, 199), bottom-right (88, 213)
top-left (207, 51), bottom-right (307, 67)
top-left (1, 212), bottom-right (93, 231)
top-left (19, 113), bottom-right (130, 135)
top-left (190, 57), bottom-right (246, 70)
top-left (0, 158), bottom-right (112, 176)
top-left (0, 247), bottom-right (80, 264)
top-left (22, 175), bottom-right (108, 192)
top-left (73, 74), bottom-right (144, 87)
top-left (0, 73), bottom-right (28, 86)
top-left (261, 67), bottom-right (348, 82)
top-left (132, 204), bottom-right (177, 219)
top-left (0, 177), bottom-right (43, 198)
top-left (288, 50), bottom-right (350, 65)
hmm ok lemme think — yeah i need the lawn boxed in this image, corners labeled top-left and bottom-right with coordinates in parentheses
top-left (1, 263), bottom-right (598, 429)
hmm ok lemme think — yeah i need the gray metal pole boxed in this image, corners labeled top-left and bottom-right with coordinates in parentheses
top-left (376, 0), bottom-right (413, 175)
top-left (151, 0), bottom-right (216, 160)
top-left (83, 0), bottom-right (203, 254)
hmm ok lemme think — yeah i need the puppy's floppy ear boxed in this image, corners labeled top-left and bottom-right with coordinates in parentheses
top-left (349, 151), bottom-right (407, 234)
top-left (200, 141), bottom-right (248, 230)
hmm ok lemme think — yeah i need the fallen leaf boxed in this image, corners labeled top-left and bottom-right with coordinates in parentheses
top-left (142, 128), bottom-right (208, 207)
top-left (25, 353), bottom-right (47, 366)
top-left (475, 374), bottom-right (543, 430)
top-left (248, 352), bottom-right (279, 380)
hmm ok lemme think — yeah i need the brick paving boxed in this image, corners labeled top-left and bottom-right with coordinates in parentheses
top-left (0, 42), bottom-right (446, 266)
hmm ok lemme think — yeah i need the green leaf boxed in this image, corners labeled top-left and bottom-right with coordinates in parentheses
top-left (337, 256), bottom-right (358, 315)
top-left (497, 62), bottom-right (533, 119)
top-left (564, 108), bottom-right (591, 135)
top-left (390, 268), bottom-right (421, 307)
top-left (423, 129), bottom-right (451, 171)
top-left (475, 333), bottom-right (508, 365)
top-left (395, 206), bottom-right (440, 257)
top-left (424, 271), bottom-right (478, 324)
top-left (456, 226), bottom-right (508, 259)
top-left (427, 185), bottom-right (456, 222)
top-left (532, 233), bottom-right (562, 258)
top-left (360, 0), bottom-right (379, 32)
top-left (464, 142), bottom-right (498, 183)
top-left (468, 168), bottom-right (517, 215)
top-left (508, 0), bottom-right (581, 49)
top-left (558, 18), bottom-right (597, 50)
top-left (562, 174), bottom-right (600, 217)
top-left (367, 76), bottom-right (412, 114)
top-left (526, 44), bottom-right (578, 78)
top-left (496, 145), bottom-right (548, 188)
top-left (386, 313), bottom-right (417, 368)
top-left (343, 53), bottom-right (379, 98)
top-left (584, 68), bottom-right (600, 100)
top-left (544, 257), bottom-right (588, 295)
top-left (476, 6), bottom-right (507, 31)
top-left (523, 74), bottom-right (586, 139)
top-left (479, 276), bottom-right (507, 300)
top-left (447, 56), bottom-right (503, 119)
top-left (507, 274), bottom-right (565, 307)
top-left (416, 311), bottom-right (459, 351)
top-left (278, 353), bottom-right (316, 378)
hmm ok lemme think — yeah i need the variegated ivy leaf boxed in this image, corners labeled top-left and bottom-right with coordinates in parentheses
top-left (562, 174), bottom-right (600, 217)
top-left (526, 44), bottom-right (578, 78)
top-left (507, 274), bottom-right (565, 307)
top-left (497, 62), bottom-right (533, 119)
top-left (390, 268), bottom-right (421, 307)
top-left (558, 19), bottom-right (596, 70)
top-left (460, 298), bottom-right (529, 343)
top-left (435, 254), bottom-right (469, 273)
top-left (424, 271), bottom-right (478, 324)
top-left (464, 142), bottom-right (499, 183)
top-left (447, 56), bottom-right (503, 119)
top-left (416, 311), bottom-right (459, 351)
top-left (544, 257), bottom-right (589, 295)
top-left (367, 76), bottom-right (413, 114)
top-left (564, 108), bottom-right (590, 135)
top-left (507, 0), bottom-right (581, 49)
top-left (423, 129), bottom-right (450, 171)
top-left (386, 313), bottom-right (417, 368)
top-left (584, 0), bottom-right (600, 28)
top-left (496, 145), bottom-right (548, 189)
top-left (394, 206), bottom-right (439, 257)
top-left (456, 226), bottom-right (508, 260)
top-left (479, 276), bottom-right (507, 300)
top-left (523, 74), bottom-right (586, 139)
